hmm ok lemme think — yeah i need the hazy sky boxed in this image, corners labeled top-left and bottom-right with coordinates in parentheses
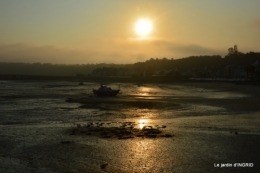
top-left (1, 0), bottom-right (260, 64)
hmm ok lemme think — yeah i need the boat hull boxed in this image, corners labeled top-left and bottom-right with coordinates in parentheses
top-left (93, 89), bottom-right (120, 97)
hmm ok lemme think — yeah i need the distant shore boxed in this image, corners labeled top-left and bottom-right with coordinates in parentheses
top-left (1, 74), bottom-right (260, 86)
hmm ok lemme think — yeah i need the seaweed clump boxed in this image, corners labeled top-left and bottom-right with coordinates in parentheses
top-left (69, 122), bottom-right (174, 139)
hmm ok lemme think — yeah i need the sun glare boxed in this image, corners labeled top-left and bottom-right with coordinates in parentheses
top-left (135, 19), bottom-right (153, 37)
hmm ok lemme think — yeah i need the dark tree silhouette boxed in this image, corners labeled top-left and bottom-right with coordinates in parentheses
top-left (245, 65), bottom-right (255, 79)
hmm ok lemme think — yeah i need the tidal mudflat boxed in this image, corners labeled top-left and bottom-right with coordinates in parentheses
top-left (0, 81), bottom-right (260, 173)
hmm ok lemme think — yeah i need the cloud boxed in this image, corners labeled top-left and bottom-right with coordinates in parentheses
top-left (0, 40), bottom-right (225, 64)
top-left (0, 43), bottom-right (86, 64)
top-left (0, 43), bottom-right (136, 64)
top-left (102, 38), bottom-right (226, 58)
top-left (108, 37), bottom-right (224, 56)
top-left (168, 44), bottom-right (223, 56)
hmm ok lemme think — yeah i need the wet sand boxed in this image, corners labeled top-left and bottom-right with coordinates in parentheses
top-left (0, 81), bottom-right (260, 173)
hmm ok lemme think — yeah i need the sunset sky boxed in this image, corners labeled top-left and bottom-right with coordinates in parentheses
top-left (1, 0), bottom-right (260, 64)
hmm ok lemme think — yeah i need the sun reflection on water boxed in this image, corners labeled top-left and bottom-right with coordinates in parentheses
top-left (139, 87), bottom-right (150, 96)
top-left (138, 119), bottom-right (148, 129)
top-left (126, 133), bottom-right (158, 172)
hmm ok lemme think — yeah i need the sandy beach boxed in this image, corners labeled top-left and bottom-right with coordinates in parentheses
top-left (0, 81), bottom-right (259, 173)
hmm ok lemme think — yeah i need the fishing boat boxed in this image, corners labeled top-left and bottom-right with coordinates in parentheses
top-left (93, 84), bottom-right (120, 96)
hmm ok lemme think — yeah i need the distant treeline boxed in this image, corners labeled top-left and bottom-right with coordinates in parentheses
top-left (0, 49), bottom-right (260, 77)
top-left (0, 63), bottom-right (126, 76)
top-left (132, 51), bottom-right (260, 73)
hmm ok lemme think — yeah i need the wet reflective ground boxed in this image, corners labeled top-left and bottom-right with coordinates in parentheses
top-left (0, 81), bottom-right (260, 172)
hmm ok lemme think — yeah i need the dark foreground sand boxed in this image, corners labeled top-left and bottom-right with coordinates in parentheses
top-left (0, 81), bottom-right (260, 173)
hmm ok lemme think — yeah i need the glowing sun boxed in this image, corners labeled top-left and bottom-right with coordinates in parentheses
top-left (134, 19), bottom-right (153, 37)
